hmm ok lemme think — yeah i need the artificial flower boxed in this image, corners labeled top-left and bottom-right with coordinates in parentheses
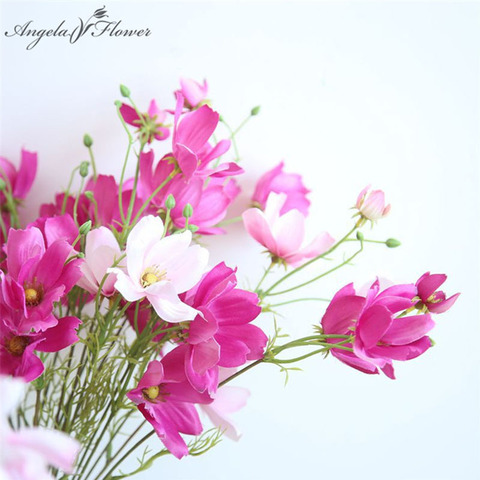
top-left (415, 272), bottom-right (460, 314)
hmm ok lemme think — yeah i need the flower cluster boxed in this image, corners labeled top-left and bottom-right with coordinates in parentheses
top-left (0, 77), bottom-right (459, 479)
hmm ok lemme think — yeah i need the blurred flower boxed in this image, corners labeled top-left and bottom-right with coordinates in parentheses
top-left (355, 185), bottom-right (391, 222)
top-left (120, 100), bottom-right (170, 144)
top-left (109, 215), bottom-right (208, 322)
top-left (321, 280), bottom-right (434, 379)
top-left (0, 149), bottom-right (37, 201)
top-left (242, 192), bottom-right (334, 267)
top-left (176, 78), bottom-right (209, 109)
top-left (0, 375), bottom-right (80, 479)
top-left (415, 272), bottom-right (460, 314)
top-left (252, 161), bottom-right (310, 216)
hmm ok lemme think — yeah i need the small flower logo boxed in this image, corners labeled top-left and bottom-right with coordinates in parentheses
top-left (93, 6), bottom-right (108, 19)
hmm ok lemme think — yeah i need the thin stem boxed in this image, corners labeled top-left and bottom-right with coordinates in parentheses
top-left (87, 145), bottom-right (97, 180)
top-left (255, 261), bottom-right (274, 293)
top-left (266, 297), bottom-right (330, 308)
top-left (219, 359), bottom-right (263, 387)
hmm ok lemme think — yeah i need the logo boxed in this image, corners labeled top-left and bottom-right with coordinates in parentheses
top-left (4, 6), bottom-right (152, 50)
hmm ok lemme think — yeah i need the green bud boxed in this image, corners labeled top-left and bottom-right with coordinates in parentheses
top-left (0, 178), bottom-right (6, 191)
top-left (79, 161), bottom-right (89, 178)
top-left (386, 238), bottom-right (401, 248)
top-left (251, 105), bottom-right (261, 116)
top-left (114, 100), bottom-right (122, 108)
top-left (218, 115), bottom-right (224, 123)
top-left (79, 220), bottom-right (92, 235)
top-left (356, 231), bottom-right (364, 241)
top-left (77, 252), bottom-right (85, 258)
top-left (32, 375), bottom-right (45, 390)
top-left (165, 194), bottom-right (176, 210)
top-left (83, 134), bottom-right (93, 148)
top-left (182, 203), bottom-right (193, 218)
top-left (84, 190), bottom-right (94, 201)
top-left (120, 84), bottom-right (131, 98)
top-left (187, 224), bottom-right (199, 233)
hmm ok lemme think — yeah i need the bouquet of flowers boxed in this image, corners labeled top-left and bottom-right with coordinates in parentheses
top-left (0, 78), bottom-right (459, 480)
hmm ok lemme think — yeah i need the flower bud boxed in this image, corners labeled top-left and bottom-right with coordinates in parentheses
top-left (0, 178), bottom-right (6, 191)
top-left (120, 84), bottom-right (131, 98)
top-left (79, 161), bottom-right (89, 178)
top-left (251, 105), bottom-right (261, 116)
top-left (356, 231), bottom-right (364, 241)
top-left (84, 190), bottom-right (94, 201)
top-left (386, 238), bottom-right (401, 248)
top-left (187, 224), bottom-right (199, 233)
top-left (79, 220), bottom-right (92, 235)
top-left (83, 134), bottom-right (93, 148)
top-left (182, 203), bottom-right (193, 219)
top-left (165, 194), bottom-right (176, 210)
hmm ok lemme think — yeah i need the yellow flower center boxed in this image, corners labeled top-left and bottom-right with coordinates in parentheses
top-left (143, 385), bottom-right (160, 400)
top-left (24, 287), bottom-right (41, 306)
top-left (141, 272), bottom-right (159, 287)
top-left (140, 266), bottom-right (166, 288)
top-left (6, 336), bottom-right (29, 356)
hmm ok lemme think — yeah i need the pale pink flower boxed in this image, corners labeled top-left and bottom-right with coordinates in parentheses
top-left (109, 216), bottom-right (209, 322)
top-left (176, 78), bottom-right (209, 109)
top-left (252, 161), bottom-right (310, 216)
top-left (242, 192), bottom-right (335, 267)
top-left (0, 376), bottom-right (80, 479)
top-left (201, 368), bottom-right (250, 441)
top-left (77, 227), bottom-right (122, 297)
top-left (356, 185), bottom-right (391, 221)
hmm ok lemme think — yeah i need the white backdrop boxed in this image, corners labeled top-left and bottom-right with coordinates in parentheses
top-left (1, 1), bottom-right (479, 479)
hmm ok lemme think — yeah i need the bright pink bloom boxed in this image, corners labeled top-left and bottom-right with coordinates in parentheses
top-left (252, 161), bottom-right (310, 216)
top-left (0, 376), bottom-right (80, 479)
top-left (0, 305), bottom-right (81, 382)
top-left (200, 368), bottom-right (250, 441)
top-left (176, 78), bottom-right (209, 109)
top-left (109, 216), bottom-right (208, 322)
top-left (242, 192), bottom-right (335, 266)
top-left (30, 215), bottom-right (78, 248)
top-left (356, 185), bottom-right (391, 221)
top-left (1, 227), bottom-right (82, 331)
top-left (416, 272), bottom-right (460, 314)
top-left (321, 280), bottom-right (435, 379)
top-left (126, 350), bottom-right (212, 459)
top-left (176, 262), bottom-right (266, 393)
top-left (120, 100), bottom-right (170, 143)
top-left (77, 227), bottom-right (122, 297)
top-left (0, 149), bottom-right (37, 201)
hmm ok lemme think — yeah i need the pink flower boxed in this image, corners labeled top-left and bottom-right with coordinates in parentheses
top-left (321, 280), bottom-right (435, 379)
top-left (29, 215), bottom-right (78, 248)
top-left (126, 350), bottom-right (212, 459)
top-left (0, 149), bottom-right (37, 201)
top-left (0, 376), bottom-right (80, 479)
top-left (0, 305), bottom-right (81, 382)
top-left (252, 161), bottom-right (310, 216)
top-left (176, 78), bottom-right (209, 109)
top-left (416, 272), bottom-right (460, 314)
top-left (242, 192), bottom-right (335, 267)
top-left (177, 262), bottom-right (266, 393)
top-left (77, 227), bottom-right (122, 297)
top-left (200, 368), bottom-right (250, 441)
top-left (355, 185), bottom-right (391, 222)
top-left (1, 227), bottom-right (82, 331)
top-left (109, 215), bottom-right (208, 322)
top-left (120, 100), bottom-right (170, 144)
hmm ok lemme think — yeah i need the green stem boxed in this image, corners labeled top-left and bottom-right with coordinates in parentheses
top-left (218, 359), bottom-right (263, 387)
top-left (255, 261), bottom-right (274, 293)
top-left (87, 146), bottom-right (97, 180)
top-left (266, 297), bottom-right (330, 308)
top-left (262, 225), bottom-right (357, 297)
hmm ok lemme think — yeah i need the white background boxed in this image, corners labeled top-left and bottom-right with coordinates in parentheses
top-left (1, 1), bottom-right (479, 479)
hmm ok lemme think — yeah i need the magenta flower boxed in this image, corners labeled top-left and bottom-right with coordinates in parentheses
top-left (109, 215), bottom-right (208, 322)
top-left (120, 99), bottom-right (170, 144)
top-left (0, 305), bottom-right (81, 382)
top-left (416, 272), bottom-right (460, 314)
top-left (355, 185), bottom-right (391, 222)
top-left (321, 280), bottom-right (435, 379)
top-left (0, 149), bottom-right (37, 201)
top-left (126, 350), bottom-right (212, 459)
top-left (0, 376), bottom-right (80, 479)
top-left (77, 227), bottom-right (122, 297)
top-left (176, 262), bottom-right (266, 393)
top-left (1, 227), bottom-right (82, 332)
top-left (176, 78), bottom-right (209, 109)
top-left (30, 214), bottom-right (79, 249)
top-left (242, 192), bottom-right (335, 266)
top-left (252, 161), bottom-right (310, 216)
